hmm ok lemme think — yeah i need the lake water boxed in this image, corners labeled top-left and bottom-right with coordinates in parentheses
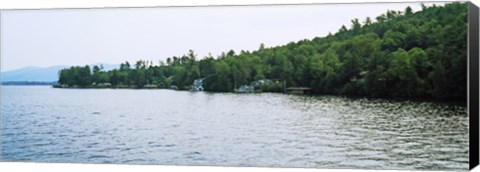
top-left (1, 86), bottom-right (469, 170)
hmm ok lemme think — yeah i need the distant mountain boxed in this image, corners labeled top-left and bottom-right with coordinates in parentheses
top-left (1, 66), bottom-right (67, 82)
top-left (1, 64), bottom-right (118, 82)
top-left (2, 81), bottom-right (58, 86)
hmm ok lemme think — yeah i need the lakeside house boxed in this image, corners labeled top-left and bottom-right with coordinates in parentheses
top-left (251, 79), bottom-right (273, 89)
top-left (236, 85), bottom-right (254, 93)
top-left (192, 78), bottom-right (204, 91)
top-left (234, 79), bottom-right (274, 93)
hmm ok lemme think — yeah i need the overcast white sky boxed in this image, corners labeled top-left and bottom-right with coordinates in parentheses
top-left (1, 2), bottom-right (442, 72)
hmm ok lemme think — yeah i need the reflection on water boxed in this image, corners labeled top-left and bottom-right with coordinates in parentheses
top-left (1, 86), bottom-right (468, 170)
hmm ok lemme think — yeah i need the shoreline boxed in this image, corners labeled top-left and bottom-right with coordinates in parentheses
top-left (49, 85), bottom-right (467, 107)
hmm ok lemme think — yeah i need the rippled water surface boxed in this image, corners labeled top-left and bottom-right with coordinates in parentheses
top-left (1, 86), bottom-right (469, 170)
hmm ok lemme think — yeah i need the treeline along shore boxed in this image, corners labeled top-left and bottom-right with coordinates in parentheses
top-left (56, 3), bottom-right (467, 100)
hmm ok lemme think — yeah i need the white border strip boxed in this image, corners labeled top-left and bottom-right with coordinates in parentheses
top-left (0, 0), bottom-right (471, 10)
top-left (0, 0), bottom-right (478, 172)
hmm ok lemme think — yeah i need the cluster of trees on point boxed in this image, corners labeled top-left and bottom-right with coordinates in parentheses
top-left (57, 2), bottom-right (467, 100)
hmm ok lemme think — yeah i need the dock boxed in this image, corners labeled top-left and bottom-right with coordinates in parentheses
top-left (286, 87), bottom-right (313, 94)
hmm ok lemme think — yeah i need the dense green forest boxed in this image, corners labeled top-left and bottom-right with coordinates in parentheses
top-left (57, 2), bottom-right (467, 100)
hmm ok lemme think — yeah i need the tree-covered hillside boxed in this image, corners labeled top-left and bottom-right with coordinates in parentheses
top-left (57, 2), bottom-right (467, 100)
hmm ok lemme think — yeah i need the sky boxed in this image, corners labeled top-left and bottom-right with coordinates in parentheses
top-left (0, 2), bottom-right (443, 72)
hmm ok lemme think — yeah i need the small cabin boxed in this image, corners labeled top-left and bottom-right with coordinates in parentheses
top-left (192, 78), bottom-right (204, 91)
top-left (236, 85), bottom-right (254, 93)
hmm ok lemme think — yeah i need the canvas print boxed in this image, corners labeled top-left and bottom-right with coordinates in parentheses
top-left (0, 1), bottom-right (470, 171)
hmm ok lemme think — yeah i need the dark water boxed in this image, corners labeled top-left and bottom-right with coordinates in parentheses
top-left (1, 86), bottom-right (469, 170)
